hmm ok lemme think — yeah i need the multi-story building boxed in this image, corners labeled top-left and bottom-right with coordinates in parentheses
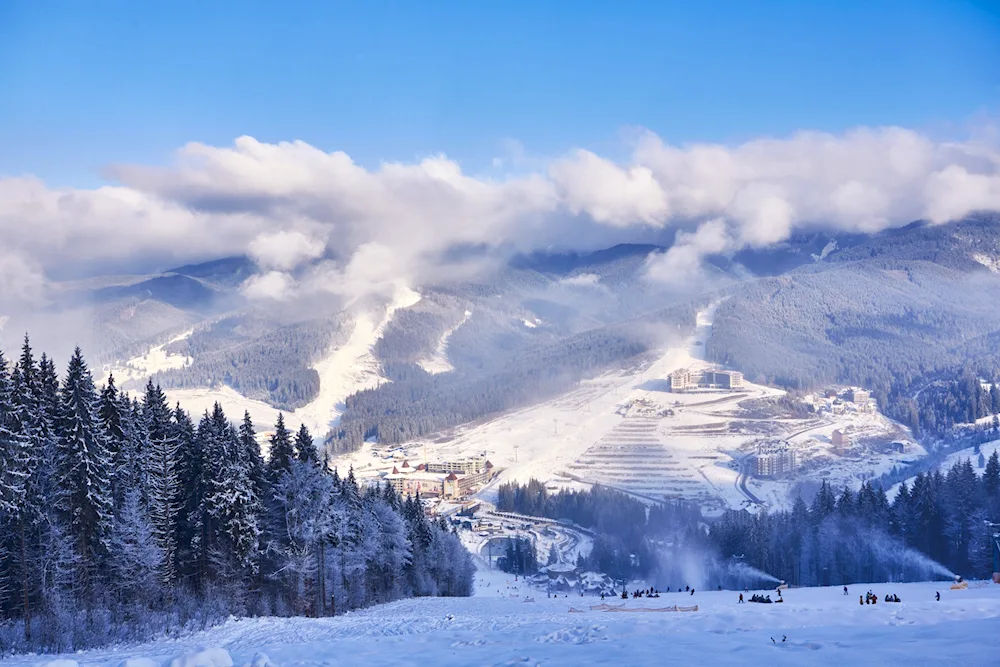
top-left (754, 441), bottom-right (797, 477)
top-left (385, 458), bottom-right (496, 499)
top-left (667, 368), bottom-right (744, 392)
top-left (846, 388), bottom-right (871, 405)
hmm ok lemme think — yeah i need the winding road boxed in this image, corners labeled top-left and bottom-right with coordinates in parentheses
top-left (734, 454), bottom-right (763, 505)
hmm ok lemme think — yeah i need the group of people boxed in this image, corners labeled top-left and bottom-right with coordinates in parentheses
top-left (860, 590), bottom-right (900, 605)
top-left (615, 587), bottom-right (663, 600)
top-left (741, 592), bottom-right (782, 604)
top-left (600, 585), bottom-right (705, 601)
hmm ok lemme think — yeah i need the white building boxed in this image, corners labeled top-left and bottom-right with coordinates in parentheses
top-left (754, 441), bottom-right (797, 477)
top-left (668, 368), bottom-right (744, 392)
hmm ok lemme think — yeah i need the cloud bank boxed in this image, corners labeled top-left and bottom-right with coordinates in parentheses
top-left (1, 125), bottom-right (999, 309)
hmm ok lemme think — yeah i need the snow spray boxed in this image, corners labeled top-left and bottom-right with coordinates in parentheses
top-left (869, 538), bottom-right (956, 581)
top-left (726, 561), bottom-right (781, 585)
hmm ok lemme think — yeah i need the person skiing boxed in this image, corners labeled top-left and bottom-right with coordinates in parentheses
top-left (739, 593), bottom-right (744, 603)
top-left (843, 586), bottom-right (848, 596)
top-left (860, 595), bottom-right (864, 606)
top-left (935, 591), bottom-right (940, 601)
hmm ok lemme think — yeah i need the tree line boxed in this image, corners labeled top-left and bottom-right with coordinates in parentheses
top-left (0, 338), bottom-right (472, 655)
top-left (498, 459), bottom-right (1000, 587)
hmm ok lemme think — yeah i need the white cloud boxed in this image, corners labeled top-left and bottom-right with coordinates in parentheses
top-left (549, 149), bottom-right (669, 226)
top-left (241, 270), bottom-right (296, 301)
top-left (0, 251), bottom-right (47, 306)
top-left (645, 219), bottom-right (734, 285)
top-left (248, 230), bottom-right (326, 271)
top-left (1, 124), bottom-right (999, 305)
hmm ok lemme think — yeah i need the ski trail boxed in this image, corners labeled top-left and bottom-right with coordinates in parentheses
top-left (417, 310), bottom-right (472, 374)
top-left (293, 284), bottom-right (421, 436)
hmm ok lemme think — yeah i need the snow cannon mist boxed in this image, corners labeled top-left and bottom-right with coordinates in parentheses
top-left (726, 561), bottom-right (781, 586)
top-left (868, 536), bottom-right (957, 581)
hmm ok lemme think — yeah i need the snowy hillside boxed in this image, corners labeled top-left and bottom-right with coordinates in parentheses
top-left (100, 329), bottom-right (194, 386)
top-left (888, 440), bottom-right (1000, 500)
top-left (163, 284), bottom-right (420, 437)
top-left (15, 574), bottom-right (1000, 667)
top-left (341, 304), bottom-right (920, 512)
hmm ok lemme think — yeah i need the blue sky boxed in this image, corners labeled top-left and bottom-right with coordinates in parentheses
top-left (1, 0), bottom-right (998, 187)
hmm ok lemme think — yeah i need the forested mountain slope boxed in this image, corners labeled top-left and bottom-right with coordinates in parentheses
top-left (708, 214), bottom-right (1000, 435)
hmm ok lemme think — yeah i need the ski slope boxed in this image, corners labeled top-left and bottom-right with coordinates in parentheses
top-left (16, 576), bottom-right (1000, 667)
top-left (100, 329), bottom-right (194, 387)
top-left (165, 284), bottom-right (420, 437)
top-left (342, 302), bottom-right (916, 513)
top-left (416, 310), bottom-right (471, 375)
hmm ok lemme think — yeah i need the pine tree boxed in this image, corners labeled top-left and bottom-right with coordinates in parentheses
top-left (8, 339), bottom-right (48, 638)
top-left (294, 423), bottom-right (318, 466)
top-left (0, 349), bottom-right (31, 627)
top-left (54, 347), bottom-right (114, 597)
top-left (108, 488), bottom-right (162, 603)
top-left (238, 411), bottom-right (265, 497)
top-left (98, 375), bottom-right (125, 459)
top-left (267, 413), bottom-right (295, 480)
top-left (0, 349), bottom-right (29, 520)
top-left (146, 413), bottom-right (179, 586)
top-left (196, 403), bottom-right (261, 587)
top-left (141, 384), bottom-right (179, 584)
top-left (984, 451), bottom-right (1000, 498)
top-left (172, 403), bottom-right (201, 579)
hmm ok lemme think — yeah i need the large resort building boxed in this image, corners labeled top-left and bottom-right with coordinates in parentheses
top-left (667, 368), bottom-right (744, 392)
top-left (754, 441), bottom-right (797, 477)
top-left (384, 457), bottom-right (497, 500)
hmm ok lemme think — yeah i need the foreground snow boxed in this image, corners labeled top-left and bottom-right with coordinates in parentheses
top-left (15, 576), bottom-right (1000, 666)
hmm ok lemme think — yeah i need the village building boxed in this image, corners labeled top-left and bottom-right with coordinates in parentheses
top-left (385, 458), bottom-right (497, 499)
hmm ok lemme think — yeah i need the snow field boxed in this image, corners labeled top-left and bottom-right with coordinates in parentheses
top-left (18, 579), bottom-right (1000, 667)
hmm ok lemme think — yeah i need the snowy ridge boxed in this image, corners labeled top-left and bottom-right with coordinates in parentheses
top-left (417, 309), bottom-right (471, 375)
